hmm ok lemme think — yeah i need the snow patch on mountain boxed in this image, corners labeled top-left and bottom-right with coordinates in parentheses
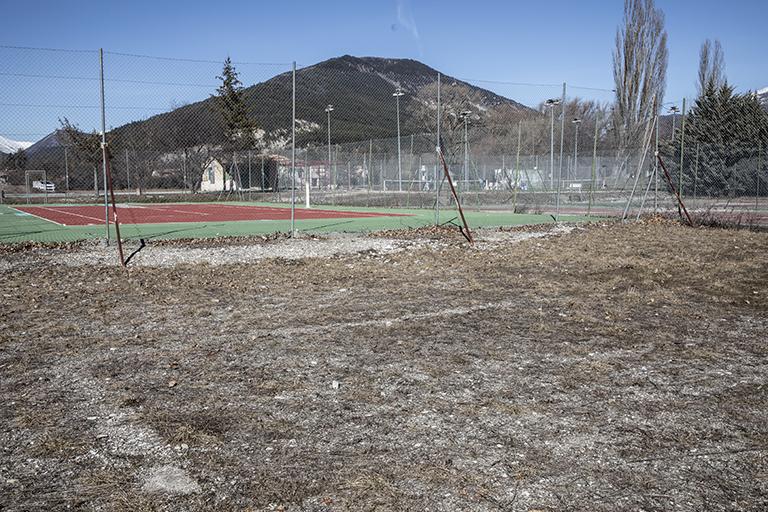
top-left (0, 135), bottom-right (32, 154)
top-left (758, 87), bottom-right (768, 108)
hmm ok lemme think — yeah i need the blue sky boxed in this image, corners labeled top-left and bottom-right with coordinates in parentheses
top-left (1, 0), bottom-right (766, 141)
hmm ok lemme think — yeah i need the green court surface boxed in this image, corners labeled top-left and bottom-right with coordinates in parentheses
top-left (0, 202), bottom-right (595, 244)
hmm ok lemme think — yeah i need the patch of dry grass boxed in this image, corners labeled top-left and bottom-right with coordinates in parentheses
top-left (1, 222), bottom-right (767, 510)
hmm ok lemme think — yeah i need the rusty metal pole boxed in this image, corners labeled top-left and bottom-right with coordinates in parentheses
top-left (657, 154), bottom-right (694, 227)
top-left (437, 142), bottom-right (473, 244)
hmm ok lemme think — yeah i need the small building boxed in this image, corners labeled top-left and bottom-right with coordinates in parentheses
top-left (304, 162), bottom-right (330, 188)
top-left (200, 159), bottom-right (239, 192)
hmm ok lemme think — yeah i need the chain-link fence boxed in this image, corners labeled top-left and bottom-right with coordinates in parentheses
top-left (2, 45), bottom-right (767, 240)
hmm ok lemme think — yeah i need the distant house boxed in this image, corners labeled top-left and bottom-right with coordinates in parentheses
top-left (200, 159), bottom-right (239, 192)
top-left (303, 162), bottom-right (331, 188)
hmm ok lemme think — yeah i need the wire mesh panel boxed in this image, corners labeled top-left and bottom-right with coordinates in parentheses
top-left (102, 52), bottom-right (292, 203)
top-left (0, 45), bottom-right (103, 198)
top-left (2, 46), bottom-right (766, 243)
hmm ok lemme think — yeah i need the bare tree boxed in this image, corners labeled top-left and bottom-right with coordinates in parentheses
top-left (612, 0), bottom-right (668, 173)
top-left (697, 39), bottom-right (725, 96)
top-left (59, 118), bottom-right (107, 191)
top-left (412, 80), bottom-right (502, 168)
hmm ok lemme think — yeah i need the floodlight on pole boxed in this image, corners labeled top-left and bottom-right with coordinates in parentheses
top-left (393, 88), bottom-right (405, 191)
top-left (460, 110), bottom-right (472, 183)
top-left (669, 105), bottom-right (680, 139)
top-left (545, 98), bottom-right (561, 189)
top-left (325, 104), bottom-right (334, 189)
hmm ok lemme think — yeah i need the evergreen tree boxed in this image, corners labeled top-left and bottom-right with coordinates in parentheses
top-left (213, 58), bottom-right (256, 151)
top-left (8, 148), bottom-right (27, 171)
top-left (665, 83), bottom-right (768, 196)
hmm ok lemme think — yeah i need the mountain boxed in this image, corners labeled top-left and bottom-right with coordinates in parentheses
top-left (24, 130), bottom-right (68, 156)
top-left (0, 135), bottom-right (32, 154)
top-left (758, 87), bottom-right (768, 109)
top-left (110, 55), bottom-right (534, 150)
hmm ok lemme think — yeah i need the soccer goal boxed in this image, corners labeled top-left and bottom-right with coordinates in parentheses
top-left (24, 170), bottom-right (53, 204)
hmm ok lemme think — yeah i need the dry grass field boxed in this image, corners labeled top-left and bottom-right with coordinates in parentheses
top-left (1, 220), bottom-right (767, 511)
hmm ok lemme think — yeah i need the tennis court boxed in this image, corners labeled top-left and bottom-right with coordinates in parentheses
top-left (12, 203), bottom-right (410, 226)
top-left (0, 202), bottom-right (595, 244)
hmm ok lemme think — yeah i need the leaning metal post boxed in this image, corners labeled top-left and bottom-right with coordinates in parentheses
top-left (437, 140), bottom-right (473, 244)
top-left (657, 154), bottom-right (694, 227)
top-left (103, 142), bottom-right (125, 267)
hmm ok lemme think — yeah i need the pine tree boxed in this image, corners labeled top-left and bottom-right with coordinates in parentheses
top-left (9, 148), bottom-right (27, 171)
top-left (213, 58), bottom-right (256, 150)
top-left (665, 83), bottom-right (768, 196)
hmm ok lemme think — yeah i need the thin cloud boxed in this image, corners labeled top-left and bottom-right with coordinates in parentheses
top-left (396, 0), bottom-right (423, 56)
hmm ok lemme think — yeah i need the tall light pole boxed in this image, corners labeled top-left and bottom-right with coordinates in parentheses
top-left (572, 117), bottom-right (582, 181)
top-left (669, 105), bottom-right (680, 140)
top-left (325, 104), bottom-right (334, 189)
top-left (393, 87), bottom-right (405, 191)
top-left (545, 98), bottom-right (561, 189)
top-left (460, 110), bottom-right (472, 184)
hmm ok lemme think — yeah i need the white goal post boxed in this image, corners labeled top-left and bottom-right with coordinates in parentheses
top-left (25, 169), bottom-right (52, 204)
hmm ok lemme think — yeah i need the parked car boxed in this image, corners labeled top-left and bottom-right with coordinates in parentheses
top-left (32, 180), bottom-right (55, 192)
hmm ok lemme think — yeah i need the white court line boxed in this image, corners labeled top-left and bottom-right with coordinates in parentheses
top-left (37, 206), bottom-right (105, 225)
top-left (223, 204), bottom-right (400, 217)
top-left (10, 207), bottom-right (64, 226)
top-left (140, 204), bottom-right (212, 216)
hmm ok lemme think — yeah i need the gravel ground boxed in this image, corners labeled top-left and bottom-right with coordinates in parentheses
top-left (1, 220), bottom-right (766, 511)
top-left (1, 225), bottom-right (572, 270)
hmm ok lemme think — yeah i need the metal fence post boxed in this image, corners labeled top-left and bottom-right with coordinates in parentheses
top-left (305, 146), bottom-right (311, 208)
top-left (555, 82), bottom-right (566, 221)
top-left (124, 148), bottom-right (130, 193)
top-left (435, 72), bottom-right (441, 225)
top-left (589, 111), bottom-right (599, 216)
top-left (757, 141), bottom-right (763, 212)
top-left (182, 149), bottom-right (188, 194)
top-left (333, 144), bottom-right (338, 205)
top-left (693, 142), bottom-right (700, 203)
top-left (64, 146), bottom-right (70, 193)
top-left (549, 103), bottom-right (555, 191)
top-left (395, 90), bottom-right (403, 192)
top-left (368, 139), bottom-right (373, 194)
top-left (290, 61), bottom-right (296, 236)
top-left (679, 98), bottom-right (687, 197)
top-left (654, 114), bottom-right (659, 211)
top-left (512, 120), bottom-right (521, 213)
top-left (99, 48), bottom-right (109, 244)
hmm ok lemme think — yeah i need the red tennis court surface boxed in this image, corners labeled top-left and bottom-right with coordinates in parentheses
top-left (14, 204), bottom-right (410, 226)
